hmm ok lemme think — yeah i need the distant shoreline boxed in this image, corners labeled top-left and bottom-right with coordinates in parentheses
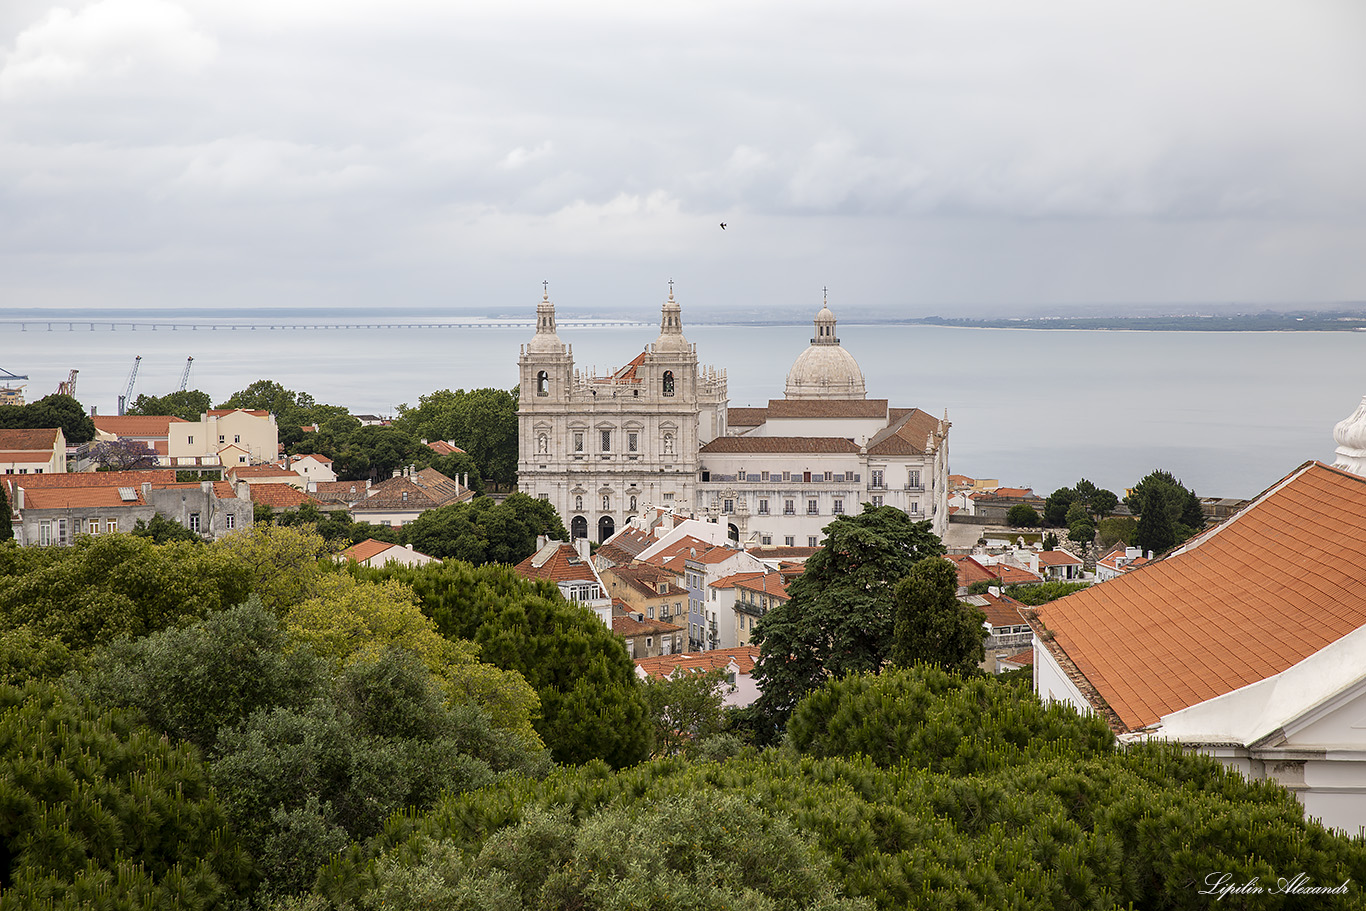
top-left (4, 311), bottom-right (1366, 332)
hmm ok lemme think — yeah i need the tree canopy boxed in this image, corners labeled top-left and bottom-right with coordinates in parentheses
top-left (890, 557), bottom-right (986, 674)
top-left (751, 505), bottom-right (945, 725)
top-left (391, 387), bottom-right (520, 487)
top-left (126, 389), bottom-right (212, 421)
top-left (0, 393), bottom-right (96, 445)
top-left (1126, 469), bottom-right (1205, 547)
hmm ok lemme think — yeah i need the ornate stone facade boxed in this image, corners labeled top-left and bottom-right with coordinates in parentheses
top-left (517, 288), bottom-right (727, 542)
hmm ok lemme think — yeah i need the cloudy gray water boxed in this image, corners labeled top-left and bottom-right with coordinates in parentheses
top-left (5, 315), bottom-right (1363, 499)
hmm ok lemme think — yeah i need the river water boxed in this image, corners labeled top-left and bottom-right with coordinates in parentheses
top-left (4, 313), bottom-right (1363, 499)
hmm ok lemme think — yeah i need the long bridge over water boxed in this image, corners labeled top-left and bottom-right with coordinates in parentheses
top-left (2, 319), bottom-right (649, 332)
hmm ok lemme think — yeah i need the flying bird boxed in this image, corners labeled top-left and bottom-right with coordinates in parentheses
top-left (719, 222), bottom-right (726, 230)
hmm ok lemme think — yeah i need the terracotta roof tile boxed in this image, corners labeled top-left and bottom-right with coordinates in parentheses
top-left (1036, 550), bottom-right (1082, 566)
top-left (0, 428), bottom-right (62, 451)
top-left (726, 407), bottom-right (769, 426)
top-left (426, 440), bottom-right (465, 456)
top-left (22, 487), bottom-right (145, 508)
top-left (605, 563), bottom-right (688, 599)
top-left (227, 465), bottom-right (299, 480)
top-left (5, 470), bottom-right (175, 489)
top-left (947, 554), bottom-right (997, 587)
top-left (866, 409), bottom-right (943, 456)
top-left (312, 481), bottom-right (369, 503)
top-left (635, 646), bottom-right (761, 679)
top-left (249, 485), bottom-right (317, 509)
top-left (514, 542), bottom-right (600, 584)
top-left (0, 451), bottom-right (55, 462)
top-left (763, 399), bottom-right (889, 419)
top-left (734, 572), bottom-right (790, 600)
top-left (90, 415), bottom-right (187, 436)
top-left (1034, 462), bottom-right (1366, 733)
top-left (341, 539), bottom-right (396, 563)
top-left (700, 436), bottom-right (861, 454)
top-left (640, 535), bottom-right (713, 568)
top-left (612, 613), bottom-right (683, 637)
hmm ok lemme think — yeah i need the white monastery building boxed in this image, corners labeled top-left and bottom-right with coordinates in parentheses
top-left (518, 287), bottom-right (951, 546)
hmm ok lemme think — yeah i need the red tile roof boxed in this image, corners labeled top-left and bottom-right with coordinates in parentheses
top-left (735, 572), bottom-right (790, 600)
top-left (0, 451), bottom-right (55, 463)
top-left (208, 409), bottom-right (270, 417)
top-left (700, 436), bottom-right (861, 454)
top-left (866, 409), bottom-right (943, 456)
top-left (22, 487), bottom-right (146, 508)
top-left (947, 554), bottom-right (997, 587)
top-left (710, 571), bottom-right (768, 590)
top-left (1036, 550), bottom-right (1082, 566)
top-left (514, 542), bottom-right (600, 584)
top-left (635, 646), bottom-right (761, 679)
top-left (91, 415), bottom-right (187, 436)
top-left (640, 535), bottom-right (713, 568)
top-left (726, 407), bottom-right (769, 426)
top-left (605, 563), bottom-right (688, 599)
top-left (249, 484), bottom-right (317, 509)
top-left (612, 609), bottom-right (683, 637)
top-left (0, 428), bottom-right (62, 451)
top-left (1031, 461), bottom-right (1366, 734)
top-left (340, 539), bottom-right (396, 563)
top-left (426, 440), bottom-right (465, 456)
top-left (5, 470), bottom-right (175, 489)
top-left (312, 481), bottom-right (370, 503)
top-left (763, 399), bottom-right (889, 419)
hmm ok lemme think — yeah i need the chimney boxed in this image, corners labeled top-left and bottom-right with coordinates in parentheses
top-left (575, 536), bottom-right (592, 560)
top-left (537, 534), bottom-right (548, 549)
top-left (141, 482), bottom-right (151, 499)
top-left (15, 487), bottom-right (22, 511)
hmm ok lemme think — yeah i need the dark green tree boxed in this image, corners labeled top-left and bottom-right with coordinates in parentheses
top-left (751, 505), bottom-right (945, 724)
top-left (1041, 531), bottom-right (1059, 550)
top-left (392, 387), bottom-right (520, 487)
top-left (0, 393), bottom-right (96, 444)
top-left (334, 425), bottom-right (427, 481)
top-left (131, 513), bottom-right (202, 543)
top-left (1097, 516), bottom-right (1138, 548)
top-left (403, 493), bottom-right (567, 565)
top-left (641, 668), bottom-right (729, 757)
top-left (1135, 485), bottom-right (1178, 556)
top-left (1126, 469), bottom-right (1204, 530)
top-left (356, 560), bottom-right (650, 768)
top-left (1042, 486), bottom-right (1076, 526)
top-left (1006, 503), bottom-right (1040, 527)
top-left (0, 482), bottom-right (11, 541)
top-left (890, 557), bottom-right (986, 674)
top-left (126, 388), bottom-right (212, 421)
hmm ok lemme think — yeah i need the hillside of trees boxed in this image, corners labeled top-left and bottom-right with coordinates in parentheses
top-left (3, 510), bottom-right (1365, 909)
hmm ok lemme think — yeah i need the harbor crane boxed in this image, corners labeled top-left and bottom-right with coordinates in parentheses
top-left (116, 355), bottom-right (142, 415)
top-left (55, 370), bottom-right (78, 398)
top-left (0, 367), bottom-right (28, 406)
top-left (179, 356), bottom-right (194, 391)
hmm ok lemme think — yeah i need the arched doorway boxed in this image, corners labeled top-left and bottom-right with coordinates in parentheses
top-left (598, 515), bottom-right (615, 543)
top-left (571, 516), bottom-right (587, 540)
top-left (727, 523), bottom-right (739, 543)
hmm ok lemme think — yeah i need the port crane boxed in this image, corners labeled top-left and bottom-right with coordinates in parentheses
top-left (116, 356), bottom-right (142, 415)
top-left (179, 356), bottom-right (194, 391)
top-left (55, 370), bottom-right (78, 398)
top-left (0, 368), bottom-right (28, 406)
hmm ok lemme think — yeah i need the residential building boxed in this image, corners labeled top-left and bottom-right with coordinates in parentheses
top-left (339, 539), bottom-right (440, 568)
top-left (728, 571), bottom-right (790, 647)
top-left (168, 409), bottom-right (279, 467)
top-left (347, 466), bottom-right (473, 528)
top-left (0, 427), bottom-right (66, 475)
top-left (1094, 543), bottom-right (1150, 582)
top-left (1028, 456), bottom-right (1366, 833)
top-left (512, 538), bottom-right (613, 628)
top-left (634, 646), bottom-right (763, 708)
top-left (611, 600), bottom-right (684, 658)
top-left (287, 454), bottom-right (337, 483)
top-left (599, 562), bottom-right (689, 626)
top-left (972, 592), bottom-right (1031, 674)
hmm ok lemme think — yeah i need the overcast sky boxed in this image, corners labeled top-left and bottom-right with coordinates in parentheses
top-left (2, 0), bottom-right (1364, 316)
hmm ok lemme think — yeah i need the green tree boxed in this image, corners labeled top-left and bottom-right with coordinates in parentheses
top-left (214, 523), bottom-right (331, 611)
top-left (1003, 580), bottom-right (1091, 606)
top-left (1135, 485), bottom-right (1177, 556)
top-left (1042, 486), bottom-right (1076, 526)
top-left (0, 393), bottom-right (96, 445)
top-left (334, 425), bottom-right (428, 482)
top-left (1041, 531), bottom-right (1059, 550)
top-left (1097, 516), bottom-right (1138, 548)
top-left (1006, 503), bottom-right (1040, 527)
top-left (392, 388), bottom-right (520, 487)
top-left (1126, 469), bottom-right (1204, 530)
top-left (890, 558), bottom-right (986, 674)
top-left (356, 561), bottom-right (649, 767)
top-left (751, 505), bottom-right (945, 724)
top-left (0, 680), bottom-right (251, 907)
top-left (641, 668), bottom-right (729, 757)
top-left (0, 483), bottom-right (11, 542)
top-left (126, 388), bottom-right (212, 421)
top-left (403, 493), bottom-right (567, 566)
top-left (131, 512), bottom-right (202, 543)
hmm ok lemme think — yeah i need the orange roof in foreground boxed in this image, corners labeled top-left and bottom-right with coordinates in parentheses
top-left (341, 539), bottom-right (395, 563)
top-left (1034, 461), bottom-right (1366, 733)
top-left (635, 646), bottom-right (760, 679)
top-left (249, 484), bottom-right (317, 509)
top-left (22, 487), bottom-right (146, 509)
top-left (6, 470), bottom-right (176, 489)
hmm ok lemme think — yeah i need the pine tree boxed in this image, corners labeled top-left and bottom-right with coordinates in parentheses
top-left (1135, 486), bottom-right (1177, 556)
top-left (0, 480), bottom-right (11, 541)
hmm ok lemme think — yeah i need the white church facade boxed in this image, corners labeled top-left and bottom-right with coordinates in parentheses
top-left (517, 288), bottom-right (951, 546)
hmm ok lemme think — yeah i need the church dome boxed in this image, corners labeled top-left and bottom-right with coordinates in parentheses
top-left (526, 289), bottom-right (566, 356)
top-left (1333, 394), bottom-right (1366, 477)
top-left (784, 298), bottom-right (867, 400)
top-left (652, 286), bottom-right (692, 355)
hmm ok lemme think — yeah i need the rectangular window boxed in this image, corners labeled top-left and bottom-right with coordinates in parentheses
top-left (57, 519), bottom-right (68, 545)
top-left (910, 501), bottom-right (922, 514)
top-left (908, 469), bottom-right (921, 489)
top-left (871, 495), bottom-right (883, 508)
top-left (648, 607), bottom-right (654, 619)
top-left (784, 499), bottom-right (795, 515)
top-left (87, 517), bottom-right (100, 536)
top-left (723, 498), bottom-right (733, 513)
top-left (218, 435), bottom-right (225, 444)
top-left (234, 434), bottom-right (241, 444)
top-left (380, 520), bottom-right (392, 526)
top-left (663, 492), bottom-right (674, 502)
top-left (601, 430), bottom-right (611, 452)
top-left (225, 513), bottom-right (236, 530)
top-left (71, 519), bottom-right (82, 535)
top-left (872, 469), bottom-right (884, 489)
top-left (39, 521), bottom-right (52, 545)
top-left (784, 536), bottom-right (795, 547)
top-left (803, 471), bottom-right (812, 483)
top-left (187, 435), bottom-right (194, 444)
top-left (761, 535), bottom-right (772, 545)
top-left (824, 471), bottom-right (832, 481)
top-left (809, 536), bottom-right (819, 547)
top-left (807, 499), bottom-right (818, 514)
top-left (628, 431), bottom-right (639, 453)
top-left (573, 432), bottom-right (584, 452)
top-left (106, 519), bottom-right (117, 534)
top-left (833, 499), bottom-right (844, 514)
top-left (758, 498), bottom-right (769, 515)
top-left (782, 471), bottom-right (791, 481)
top-left (189, 513), bottom-right (201, 533)
top-left (761, 471), bottom-right (770, 481)
top-left (646, 636), bottom-right (653, 649)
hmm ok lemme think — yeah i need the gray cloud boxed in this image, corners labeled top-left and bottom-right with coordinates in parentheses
top-left (2, 0), bottom-right (1364, 312)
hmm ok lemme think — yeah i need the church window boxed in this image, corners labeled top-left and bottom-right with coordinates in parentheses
top-left (784, 536), bottom-right (795, 547)
top-left (601, 430), bottom-right (612, 452)
top-left (723, 499), bottom-right (734, 513)
top-left (662, 433), bottom-right (674, 455)
top-left (807, 499), bottom-right (818, 514)
top-left (758, 498), bottom-right (769, 515)
top-left (575, 495), bottom-right (583, 511)
top-left (663, 492), bottom-right (674, 502)
top-left (537, 371), bottom-right (549, 395)
top-left (573, 432), bottom-right (584, 453)
top-left (628, 431), bottom-right (639, 452)
top-left (784, 499), bottom-right (795, 515)
top-left (833, 499), bottom-right (844, 514)
top-left (663, 371), bottom-right (675, 396)
top-left (537, 433), bottom-right (548, 454)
